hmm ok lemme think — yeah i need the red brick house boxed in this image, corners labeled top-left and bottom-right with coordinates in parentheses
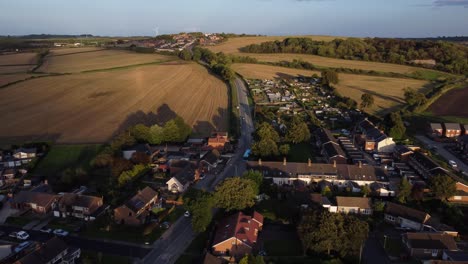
top-left (212, 211), bottom-right (264, 259)
top-left (53, 193), bottom-right (104, 221)
top-left (10, 191), bottom-right (58, 214)
top-left (444, 123), bottom-right (462, 138)
top-left (448, 182), bottom-right (468, 204)
top-left (429, 123), bottom-right (444, 138)
top-left (114, 187), bottom-right (158, 226)
top-left (402, 232), bottom-right (457, 260)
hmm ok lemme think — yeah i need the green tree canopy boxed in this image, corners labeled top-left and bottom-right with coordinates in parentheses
top-left (179, 49), bottom-right (192, 61)
top-left (214, 177), bottom-right (256, 211)
top-left (397, 177), bottom-right (412, 203)
top-left (321, 70), bottom-right (339, 85)
top-left (360, 93), bottom-right (374, 109)
top-left (239, 255), bottom-right (265, 264)
top-left (385, 112), bottom-right (406, 139)
top-left (256, 122), bottom-right (280, 142)
top-left (285, 121), bottom-right (310, 144)
top-left (185, 190), bottom-right (214, 232)
top-left (148, 124), bottom-right (164, 145)
top-left (252, 138), bottom-right (279, 157)
top-left (429, 175), bottom-right (456, 201)
top-left (243, 170), bottom-right (263, 195)
top-left (129, 124), bottom-right (150, 142)
top-left (279, 144), bottom-right (290, 156)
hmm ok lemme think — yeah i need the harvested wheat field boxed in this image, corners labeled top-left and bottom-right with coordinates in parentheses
top-left (0, 52), bottom-right (37, 65)
top-left (0, 62), bottom-right (228, 143)
top-left (49, 47), bottom-right (105, 56)
top-left (208, 35), bottom-right (342, 54)
top-left (0, 74), bottom-right (36, 87)
top-left (0, 65), bottom-right (35, 74)
top-left (38, 49), bottom-right (174, 73)
top-left (233, 63), bottom-right (428, 116)
top-left (428, 87), bottom-right (468, 118)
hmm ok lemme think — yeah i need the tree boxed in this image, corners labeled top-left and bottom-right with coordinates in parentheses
top-left (373, 200), bottom-right (385, 212)
top-left (129, 124), bottom-right (150, 142)
top-left (252, 138), bottom-right (279, 157)
top-left (192, 48), bottom-right (202, 61)
top-left (321, 70), bottom-right (339, 85)
top-left (186, 190), bottom-right (214, 232)
top-left (239, 255), bottom-right (265, 264)
top-left (279, 144), bottom-right (290, 156)
top-left (162, 116), bottom-right (191, 143)
top-left (397, 177), bottom-right (412, 203)
top-left (321, 185), bottom-right (332, 197)
top-left (148, 124), bottom-right (164, 144)
top-left (361, 185), bottom-right (371, 197)
top-left (243, 170), bottom-right (263, 195)
top-left (360, 93), bottom-right (374, 109)
top-left (110, 132), bottom-right (136, 152)
top-left (179, 49), bottom-right (192, 61)
top-left (256, 122), bottom-right (280, 142)
top-left (385, 112), bottom-right (406, 139)
top-left (404, 88), bottom-right (427, 107)
top-left (285, 122), bottom-right (310, 144)
top-left (429, 175), bottom-right (456, 201)
top-left (214, 178), bottom-right (256, 211)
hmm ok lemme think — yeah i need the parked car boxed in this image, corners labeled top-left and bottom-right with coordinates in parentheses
top-left (16, 231), bottom-right (30, 240)
top-left (160, 222), bottom-right (170, 229)
top-left (184, 211), bottom-right (190, 217)
top-left (39, 227), bottom-right (52, 233)
top-left (53, 229), bottom-right (69, 237)
top-left (14, 241), bottom-right (32, 253)
top-left (449, 160), bottom-right (458, 168)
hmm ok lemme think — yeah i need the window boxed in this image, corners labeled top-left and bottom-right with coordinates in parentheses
top-left (128, 212), bottom-right (132, 217)
top-left (432, 249), bottom-right (438, 257)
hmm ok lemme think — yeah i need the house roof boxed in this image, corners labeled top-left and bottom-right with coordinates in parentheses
top-left (404, 233), bottom-right (457, 250)
top-left (12, 191), bottom-right (57, 208)
top-left (170, 160), bottom-right (196, 185)
top-left (394, 145), bottom-right (413, 156)
top-left (444, 123), bottom-right (461, 130)
top-left (123, 144), bottom-right (151, 153)
top-left (410, 152), bottom-right (448, 176)
top-left (124, 187), bottom-right (158, 213)
top-left (14, 147), bottom-right (36, 154)
top-left (359, 119), bottom-right (387, 142)
top-left (212, 211), bottom-right (263, 248)
top-left (15, 237), bottom-right (68, 264)
top-left (336, 196), bottom-right (371, 209)
top-left (430, 123), bottom-right (443, 130)
top-left (202, 149), bottom-right (221, 165)
top-left (59, 193), bottom-right (102, 209)
top-left (323, 142), bottom-right (347, 159)
top-left (315, 128), bottom-right (337, 145)
top-left (385, 202), bottom-right (430, 223)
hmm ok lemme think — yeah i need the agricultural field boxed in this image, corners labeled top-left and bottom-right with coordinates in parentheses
top-left (0, 62), bottom-right (228, 143)
top-left (233, 63), bottom-right (428, 116)
top-left (428, 86), bottom-right (468, 119)
top-left (0, 65), bottom-right (35, 74)
top-left (0, 52), bottom-right (37, 65)
top-left (48, 47), bottom-right (105, 56)
top-left (0, 73), bottom-right (36, 87)
top-left (38, 49), bottom-right (175, 73)
top-left (207, 35), bottom-right (342, 54)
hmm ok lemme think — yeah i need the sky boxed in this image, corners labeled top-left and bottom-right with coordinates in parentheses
top-left (0, 0), bottom-right (467, 37)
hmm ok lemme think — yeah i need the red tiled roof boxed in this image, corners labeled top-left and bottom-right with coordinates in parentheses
top-left (212, 211), bottom-right (263, 248)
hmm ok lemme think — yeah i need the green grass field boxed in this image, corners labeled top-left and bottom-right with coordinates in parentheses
top-left (34, 144), bottom-right (103, 176)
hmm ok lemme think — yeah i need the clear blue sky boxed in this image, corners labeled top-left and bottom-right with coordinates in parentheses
top-left (1, 0), bottom-right (467, 37)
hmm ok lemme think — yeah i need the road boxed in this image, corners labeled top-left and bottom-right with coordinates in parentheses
top-left (415, 135), bottom-right (468, 173)
top-left (0, 225), bottom-right (151, 258)
top-left (140, 76), bottom-right (254, 264)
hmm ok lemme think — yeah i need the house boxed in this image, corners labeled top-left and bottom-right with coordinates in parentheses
top-left (212, 211), bottom-right (264, 259)
top-left (200, 149), bottom-right (221, 172)
top-left (370, 182), bottom-right (396, 197)
top-left (444, 123), bottom-right (462, 138)
top-left (335, 196), bottom-right (373, 215)
top-left (113, 186), bottom-right (159, 226)
top-left (356, 119), bottom-right (396, 153)
top-left (428, 123), bottom-right (444, 138)
top-left (13, 237), bottom-right (81, 264)
top-left (166, 160), bottom-right (199, 193)
top-left (393, 145), bottom-right (415, 162)
top-left (322, 143), bottom-right (348, 164)
top-left (53, 193), bottom-right (104, 221)
top-left (402, 232), bottom-right (457, 260)
top-left (208, 132), bottom-right (229, 150)
top-left (384, 202), bottom-right (431, 231)
top-left (247, 159), bottom-right (388, 189)
top-left (448, 182), bottom-right (468, 204)
top-left (13, 148), bottom-right (36, 160)
top-left (310, 193), bottom-right (334, 211)
top-left (408, 151), bottom-right (448, 179)
top-left (10, 191), bottom-right (58, 214)
top-left (122, 144), bottom-right (154, 160)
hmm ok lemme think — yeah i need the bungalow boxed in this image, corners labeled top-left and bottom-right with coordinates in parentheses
top-left (336, 196), bottom-right (373, 215)
top-left (53, 193), bottom-right (104, 221)
top-left (402, 232), bottom-right (457, 260)
top-left (408, 151), bottom-right (448, 180)
top-left (10, 191), bottom-right (58, 214)
top-left (113, 186), bottom-right (159, 226)
top-left (166, 160), bottom-right (199, 193)
top-left (443, 123), bottom-right (462, 138)
top-left (208, 132), bottom-right (229, 151)
top-left (13, 237), bottom-right (81, 264)
top-left (247, 159), bottom-right (388, 189)
top-left (448, 182), bottom-right (468, 204)
top-left (384, 202), bottom-right (431, 231)
top-left (356, 119), bottom-right (396, 153)
top-left (428, 123), bottom-right (444, 138)
top-left (212, 211), bottom-right (264, 259)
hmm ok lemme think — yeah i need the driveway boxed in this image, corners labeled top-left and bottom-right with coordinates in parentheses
top-left (0, 207), bottom-right (18, 224)
top-left (415, 135), bottom-right (468, 173)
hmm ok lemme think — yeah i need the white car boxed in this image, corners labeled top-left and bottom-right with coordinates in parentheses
top-left (14, 241), bottom-right (32, 253)
top-left (39, 227), bottom-right (52, 233)
top-left (184, 211), bottom-right (190, 217)
top-left (16, 231), bottom-right (30, 240)
top-left (449, 160), bottom-right (457, 168)
top-left (53, 229), bottom-right (69, 237)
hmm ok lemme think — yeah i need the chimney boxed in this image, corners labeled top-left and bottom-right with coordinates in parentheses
top-left (308, 158), bottom-right (312, 167)
top-left (283, 157), bottom-right (287, 166)
top-left (359, 161), bottom-right (362, 168)
top-left (258, 158), bottom-right (262, 165)
top-left (333, 160), bottom-right (336, 168)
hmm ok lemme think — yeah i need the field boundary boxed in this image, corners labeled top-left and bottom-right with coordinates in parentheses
top-left (50, 48), bottom-right (107, 57)
top-left (79, 59), bottom-right (178, 74)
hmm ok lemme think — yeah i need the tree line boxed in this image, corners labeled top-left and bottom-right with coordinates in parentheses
top-left (240, 37), bottom-right (468, 75)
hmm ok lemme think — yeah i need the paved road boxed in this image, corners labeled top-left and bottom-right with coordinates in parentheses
top-left (415, 135), bottom-right (468, 173)
top-left (0, 225), bottom-right (151, 258)
top-left (140, 76), bottom-right (254, 264)
top-left (362, 235), bottom-right (390, 264)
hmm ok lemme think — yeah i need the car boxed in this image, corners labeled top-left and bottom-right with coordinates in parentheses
top-left (14, 241), bottom-right (32, 253)
top-left (16, 231), bottom-right (29, 240)
top-left (449, 160), bottom-right (457, 168)
top-left (160, 221), bottom-right (170, 229)
top-left (39, 227), bottom-right (52, 233)
top-left (53, 229), bottom-right (69, 237)
top-left (9, 232), bottom-right (17, 238)
top-left (184, 211), bottom-right (190, 217)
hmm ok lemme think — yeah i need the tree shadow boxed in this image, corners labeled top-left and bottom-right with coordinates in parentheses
top-left (0, 133), bottom-right (62, 146)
